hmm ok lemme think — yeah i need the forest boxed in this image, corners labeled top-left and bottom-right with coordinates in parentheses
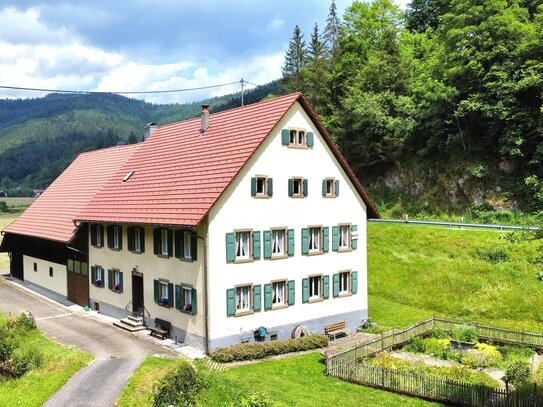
top-left (281, 0), bottom-right (543, 213)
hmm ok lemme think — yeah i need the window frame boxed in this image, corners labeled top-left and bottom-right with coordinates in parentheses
top-left (94, 266), bottom-right (105, 288)
top-left (288, 128), bottom-right (307, 148)
top-left (338, 270), bottom-right (352, 296)
top-left (309, 274), bottom-right (323, 302)
top-left (235, 283), bottom-right (253, 316)
top-left (112, 225), bottom-right (121, 250)
top-left (91, 224), bottom-right (104, 248)
top-left (271, 228), bottom-right (287, 259)
top-left (271, 279), bottom-right (288, 309)
top-left (234, 229), bottom-right (253, 263)
top-left (308, 225), bottom-right (323, 254)
top-left (158, 279), bottom-right (170, 307)
top-left (134, 227), bottom-right (142, 252)
top-left (112, 269), bottom-right (122, 292)
top-left (338, 223), bottom-right (352, 251)
top-left (160, 229), bottom-right (169, 256)
top-left (255, 175), bottom-right (268, 197)
top-left (325, 177), bottom-right (337, 198)
top-left (182, 231), bottom-right (192, 260)
top-left (180, 285), bottom-right (193, 313)
top-left (292, 177), bottom-right (304, 197)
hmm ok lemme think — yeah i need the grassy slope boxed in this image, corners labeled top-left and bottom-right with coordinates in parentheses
top-left (0, 324), bottom-right (91, 407)
top-left (367, 223), bottom-right (543, 332)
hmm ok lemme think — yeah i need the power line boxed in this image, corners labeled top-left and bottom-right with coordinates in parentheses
top-left (0, 80), bottom-right (244, 95)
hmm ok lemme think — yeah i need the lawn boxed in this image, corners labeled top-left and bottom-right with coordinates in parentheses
top-left (367, 223), bottom-right (543, 333)
top-left (0, 316), bottom-right (92, 407)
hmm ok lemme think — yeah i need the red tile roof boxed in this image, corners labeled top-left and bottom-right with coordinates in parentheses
top-left (2, 144), bottom-right (139, 242)
top-left (76, 93), bottom-right (379, 226)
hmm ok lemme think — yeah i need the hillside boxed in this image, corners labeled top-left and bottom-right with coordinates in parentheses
top-left (0, 81), bottom-right (280, 195)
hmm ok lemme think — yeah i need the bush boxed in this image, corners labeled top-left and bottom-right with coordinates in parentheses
top-left (230, 392), bottom-right (278, 407)
top-left (152, 361), bottom-right (205, 407)
top-left (460, 343), bottom-right (502, 368)
top-left (403, 337), bottom-right (425, 354)
top-left (211, 334), bottom-right (328, 363)
top-left (504, 360), bottom-right (532, 387)
top-left (452, 325), bottom-right (477, 343)
top-left (9, 346), bottom-right (44, 378)
top-left (428, 328), bottom-right (449, 339)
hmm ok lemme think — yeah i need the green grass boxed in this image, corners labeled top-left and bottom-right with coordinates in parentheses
top-left (0, 321), bottom-right (91, 407)
top-left (367, 223), bottom-right (543, 332)
top-left (0, 212), bottom-right (19, 270)
top-left (0, 197), bottom-right (35, 208)
top-left (116, 356), bottom-right (177, 407)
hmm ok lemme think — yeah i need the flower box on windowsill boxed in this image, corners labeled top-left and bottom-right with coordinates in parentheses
top-left (159, 297), bottom-right (169, 307)
top-left (113, 284), bottom-right (120, 292)
top-left (95, 280), bottom-right (103, 288)
top-left (182, 304), bottom-right (192, 313)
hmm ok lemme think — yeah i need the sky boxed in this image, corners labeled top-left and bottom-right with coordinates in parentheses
top-left (0, 0), bottom-right (409, 104)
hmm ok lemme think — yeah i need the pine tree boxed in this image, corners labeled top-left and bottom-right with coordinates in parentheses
top-left (308, 23), bottom-right (324, 61)
top-left (323, 0), bottom-right (341, 62)
top-left (282, 25), bottom-right (307, 93)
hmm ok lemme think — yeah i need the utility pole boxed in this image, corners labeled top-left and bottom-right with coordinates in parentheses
top-left (240, 78), bottom-right (245, 107)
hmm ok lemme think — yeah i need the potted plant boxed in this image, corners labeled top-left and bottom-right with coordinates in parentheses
top-left (95, 279), bottom-right (102, 287)
top-left (113, 283), bottom-right (120, 291)
top-left (184, 304), bottom-right (192, 312)
top-left (159, 297), bottom-right (169, 306)
top-left (450, 325), bottom-right (477, 350)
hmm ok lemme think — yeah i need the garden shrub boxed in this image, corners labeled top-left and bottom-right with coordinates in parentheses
top-left (460, 343), bottom-right (502, 368)
top-left (211, 334), bottom-right (328, 363)
top-left (452, 325), bottom-right (477, 343)
top-left (403, 337), bottom-right (425, 354)
top-left (152, 360), bottom-right (206, 407)
top-left (9, 346), bottom-right (44, 378)
top-left (230, 392), bottom-right (278, 407)
top-left (504, 360), bottom-right (532, 388)
top-left (428, 328), bottom-right (449, 339)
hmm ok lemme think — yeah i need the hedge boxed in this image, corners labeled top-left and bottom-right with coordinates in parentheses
top-left (211, 334), bottom-right (328, 363)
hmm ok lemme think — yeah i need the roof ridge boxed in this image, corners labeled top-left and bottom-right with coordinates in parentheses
top-left (78, 143), bottom-right (140, 157)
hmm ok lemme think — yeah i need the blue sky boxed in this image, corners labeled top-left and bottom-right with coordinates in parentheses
top-left (0, 0), bottom-right (409, 103)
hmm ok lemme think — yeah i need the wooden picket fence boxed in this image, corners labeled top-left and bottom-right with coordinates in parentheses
top-left (326, 317), bottom-right (543, 406)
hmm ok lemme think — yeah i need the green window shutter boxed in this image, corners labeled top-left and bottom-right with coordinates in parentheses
top-left (140, 228), bottom-right (145, 253)
top-left (267, 178), bottom-right (273, 197)
top-left (226, 288), bottom-right (236, 316)
top-left (127, 227), bottom-right (134, 251)
top-left (333, 274), bottom-right (340, 297)
top-left (191, 288), bottom-right (197, 315)
top-left (351, 271), bottom-right (358, 294)
top-left (263, 230), bottom-right (272, 259)
top-left (303, 179), bottom-right (308, 197)
top-left (251, 177), bottom-right (257, 196)
top-left (225, 233), bottom-right (235, 262)
top-left (323, 275), bottom-right (330, 299)
top-left (253, 285), bottom-right (262, 312)
top-left (301, 228), bottom-right (309, 255)
top-left (264, 284), bottom-right (272, 310)
top-left (288, 280), bottom-right (295, 305)
top-left (281, 129), bottom-right (290, 145)
top-left (287, 229), bottom-right (295, 256)
top-left (167, 230), bottom-right (173, 257)
top-left (119, 271), bottom-right (124, 293)
top-left (253, 231), bottom-right (261, 260)
top-left (108, 269), bottom-right (113, 290)
top-left (332, 226), bottom-right (339, 251)
top-left (91, 266), bottom-right (96, 285)
top-left (168, 283), bottom-right (174, 307)
top-left (288, 179), bottom-right (294, 197)
top-left (90, 224), bottom-right (97, 246)
top-left (153, 228), bottom-right (160, 255)
top-left (323, 227), bottom-right (329, 253)
top-left (302, 278), bottom-right (309, 303)
top-left (307, 131), bottom-right (314, 147)
top-left (191, 234), bottom-right (197, 261)
top-left (351, 225), bottom-right (358, 250)
top-left (322, 179), bottom-right (327, 196)
top-left (107, 226), bottom-right (114, 248)
top-left (175, 284), bottom-right (181, 310)
top-left (174, 230), bottom-right (182, 258)
top-left (154, 279), bottom-right (159, 303)
top-left (335, 180), bottom-right (340, 196)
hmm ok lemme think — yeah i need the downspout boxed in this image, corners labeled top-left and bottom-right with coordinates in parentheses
top-left (196, 224), bottom-right (210, 355)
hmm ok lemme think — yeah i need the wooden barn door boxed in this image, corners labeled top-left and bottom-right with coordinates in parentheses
top-left (67, 260), bottom-right (89, 306)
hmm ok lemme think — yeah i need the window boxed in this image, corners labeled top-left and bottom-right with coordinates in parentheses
top-left (251, 176), bottom-right (273, 198)
top-left (154, 279), bottom-right (173, 307)
top-left (91, 266), bottom-right (105, 287)
top-left (333, 271), bottom-right (358, 297)
top-left (339, 225), bottom-right (351, 250)
top-left (67, 260), bottom-right (87, 276)
top-left (175, 285), bottom-right (196, 314)
top-left (49, 267), bottom-right (53, 277)
top-left (281, 128), bottom-right (314, 147)
top-left (322, 178), bottom-right (339, 197)
top-left (33, 262), bottom-right (37, 272)
top-left (108, 269), bottom-right (123, 293)
top-left (174, 230), bottom-right (197, 261)
top-left (309, 276), bottom-right (321, 299)
top-left (289, 129), bottom-right (306, 146)
top-left (339, 271), bottom-right (350, 294)
top-left (236, 285), bottom-right (252, 313)
top-left (235, 231), bottom-right (251, 260)
top-left (153, 228), bottom-right (173, 257)
top-left (183, 232), bottom-right (192, 259)
top-left (91, 224), bottom-right (104, 247)
top-left (159, 281), bottom-right (169, 306)
top-left (128, 226), bottom-right (145, 253)
top-left (288, 177), bottom-right (307, 198)
top-left (107, 225), bottom-right (122, 250)
top-left (309, 227), bottom-right (322, 253)
top-left (271, 229), bottom-right (286, 257)
top-left (272, 281), bottom-right (286, 307)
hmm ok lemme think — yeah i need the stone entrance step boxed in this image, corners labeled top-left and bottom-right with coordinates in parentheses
top-left (113, 316), bottom-right (147, 333)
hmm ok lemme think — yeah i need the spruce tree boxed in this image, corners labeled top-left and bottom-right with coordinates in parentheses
top-left (281, 25), bottom-right (307, 93)
top-left (323, 0), bottom-right (341, 62)
top-left (308, 23), bottom-right (324, 61)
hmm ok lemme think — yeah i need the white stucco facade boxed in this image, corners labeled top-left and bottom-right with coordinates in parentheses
top-left (23, 255), bottom-right (67, 296)
top-left (206, 102), bottom-right (368, 348)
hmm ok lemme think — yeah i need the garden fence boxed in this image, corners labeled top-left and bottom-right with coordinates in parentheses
top-left (326, 317), bottom-right (543, 406)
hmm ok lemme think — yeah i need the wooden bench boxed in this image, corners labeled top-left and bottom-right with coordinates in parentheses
top-left (149, 318), bottom-right (171, 340)
top-left (324, 321), bottom-right (350, 340)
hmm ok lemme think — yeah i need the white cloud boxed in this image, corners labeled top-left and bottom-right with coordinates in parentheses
top-left (266, 16), bottom-right (285, 32)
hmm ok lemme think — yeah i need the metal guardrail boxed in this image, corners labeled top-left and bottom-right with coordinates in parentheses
top-left (369, 218), bottom-right (540, 232)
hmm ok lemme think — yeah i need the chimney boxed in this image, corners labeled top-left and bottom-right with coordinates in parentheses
top-left (144, 122), bottom-right (157, 140)
top-left (200, 105), bottom-right (210, 134)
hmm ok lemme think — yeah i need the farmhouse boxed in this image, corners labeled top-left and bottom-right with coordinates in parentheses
top-left (0, 93), bottom-right (379, 352)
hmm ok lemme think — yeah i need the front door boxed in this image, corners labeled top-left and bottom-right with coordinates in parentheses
top-left (132, 273), bottom-right (144, 314)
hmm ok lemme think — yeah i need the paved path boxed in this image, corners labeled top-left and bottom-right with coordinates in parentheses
top-left (0, 276), bottom-right (177, 406)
